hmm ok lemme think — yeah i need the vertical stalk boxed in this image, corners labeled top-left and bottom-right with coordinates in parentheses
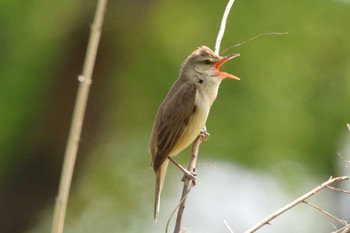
top-left (173, 135), bottom-right (203, 233)
top-left (215, 0), bottom-right (236, 55)
top-left (172, 0), bottom-right (236, 231)
top-left (51, 1), bottom-right (108, 233)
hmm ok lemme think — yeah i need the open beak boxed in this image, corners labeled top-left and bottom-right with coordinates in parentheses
top-left (214, 53), bottom-right (240, 80)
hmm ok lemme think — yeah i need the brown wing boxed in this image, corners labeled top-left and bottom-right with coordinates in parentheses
top-left (149, 81), bottom-right (197, 171)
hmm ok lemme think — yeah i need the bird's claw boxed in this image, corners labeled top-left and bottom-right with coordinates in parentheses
top-left (181, 170), bottom-right (197, 185)
top-left (199, 126), bottom-right (210, 141)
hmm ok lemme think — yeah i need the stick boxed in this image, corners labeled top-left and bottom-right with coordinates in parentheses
top-left (171, 1), bottom-right (236, 231)
top-left (244, 176), bottom-right (349, 233)
top-left (332, 224), bottom-right (350, 233)
top-left (215, 0), bottom-right (236, 55)
top-left (173, 135), bottom-right (204, 233)
top-left (220, 32), bottom-right (288, 55)
top-left (224, 219), bottom-right (235, 233)
top-left (51, 1), bottom-right (108, 233)
top-left (327, 185), bottom-right (350, 195)
top-left (165, 190), bottom-right (191, 233)
top-left (302, 200), bottom-right (348, 226)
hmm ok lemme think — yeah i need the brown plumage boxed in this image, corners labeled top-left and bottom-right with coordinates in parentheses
top-left (149, 46), bottom-right (240, 221)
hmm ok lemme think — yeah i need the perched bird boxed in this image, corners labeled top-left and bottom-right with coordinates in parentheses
top-left (149, 46), bottom-right (240, 221)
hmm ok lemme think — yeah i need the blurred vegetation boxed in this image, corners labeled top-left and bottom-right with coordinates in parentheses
top-left (0, 0), bottom-right (349, 232)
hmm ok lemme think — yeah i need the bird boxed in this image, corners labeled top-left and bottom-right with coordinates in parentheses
top-left (149, 45), bottom-right (240, 222)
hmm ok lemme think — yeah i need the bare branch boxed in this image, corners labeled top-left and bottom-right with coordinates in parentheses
top-left (215, 0), bottom-right (236, 55)
top-left (220, 32), bottom-right (288, 55)
top-left (302, 200), bottom-right (348, 226)
top-left (171, 1), bottom-right (236, 231)
top-left (332, 224), bottom-right (350, 233)
top-left (337, 153), bottom-right (350, 168)
top-left (327, 186), bottom-right (350, 195)
top-left (244, 176), bottom-right (349, 233)
top-left (173, 134), bottom-right (204, 233)
top-left (165, 189), bottom-right (191, 233)
top-left (224, 219), bottom-right (235, 233)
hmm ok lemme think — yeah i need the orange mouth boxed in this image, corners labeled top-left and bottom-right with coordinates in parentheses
top-left (214, 54), bottom-right (240, 80)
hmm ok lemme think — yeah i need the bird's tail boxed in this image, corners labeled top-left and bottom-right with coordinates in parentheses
top-left (154, 159), bottom-right (169, 222)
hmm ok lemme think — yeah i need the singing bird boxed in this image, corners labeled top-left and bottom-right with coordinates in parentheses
top-left (149, 46), bottom-right (240, 221)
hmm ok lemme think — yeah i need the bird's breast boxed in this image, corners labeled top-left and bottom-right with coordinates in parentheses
top-left (170, 91), bottom-right (211, 156)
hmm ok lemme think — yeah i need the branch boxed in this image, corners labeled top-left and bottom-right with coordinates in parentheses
top-left (224, 219), bottom-right (235, 233)
top-left (170, 1), bottom-right (236, 232)
top-left (332, 224), bottom-right (350, 233)
top-left (215, 0), bottom-right (236, 55)
top-left (244, 176), bottom-right (349, 233)
top-left (51, 1), bottom-right (108, 233)
top-left (220, 32), bottom-right (288, 55)
top-left (327, 185), bottom-right (350, 195)
top-left (173, 134), bottom-right (205, 233)
top-left (302, 200), bottom-right (348, 226)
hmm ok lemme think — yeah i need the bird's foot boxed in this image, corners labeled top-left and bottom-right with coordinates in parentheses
top-left (181, 170), bottom-right (197, 185)
top-left (168, 156), bottom-right (197, 184)
top-left (199, 126), bottom-right (210, 141)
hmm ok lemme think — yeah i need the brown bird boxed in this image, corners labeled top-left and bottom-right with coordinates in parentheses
top-left (149, 46), bottom-right (240, 222)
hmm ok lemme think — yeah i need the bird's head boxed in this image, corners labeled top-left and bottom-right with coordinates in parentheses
top-left (180, 46), bottom-right (240, 83)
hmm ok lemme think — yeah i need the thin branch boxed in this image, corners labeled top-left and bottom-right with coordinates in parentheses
top-left (50, 1), bottom-right (108, 233)
top-left (165, 189), bottom-right (191, 233)
top-left (337, 153), bottom-right (350, 168)
top-left (220, 32), bottom-right (288, 55)
top-left (332, 224), bottom-right (350, 233)
top-left (327, 186), bottom-right (350, 195)
top-left (171, 1), bottom-right (236, 231)
top-left (302, 200), bottom-right (348, 226)
top-left (215, 0), bottom-right (236, 55)
top-left (244, 176), bottom-right (349, 233)
top-left (173, 135), bottom-right (204, 233)
top-left (224, 219), bottom-right (235, 233)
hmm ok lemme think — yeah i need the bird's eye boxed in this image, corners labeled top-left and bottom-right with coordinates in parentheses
top-left (204, 60), bottom-right (211, 65)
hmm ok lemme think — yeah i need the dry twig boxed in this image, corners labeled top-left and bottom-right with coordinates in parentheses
top-left (224, 219), bottom-right (235, 233)
top-left (172, 135), bottom-right (205, 233)
top-left (171, 1), bottom-right (236, 232)
top-left (327, 186), bottom-right (350, 195)
top-left (244, 176), bottom-right (349, 233)
top-left (302, 200), bottom-right (348, 226)
top-left (332, 224), bottom-right (350, 233)
top-left (220, 32), bottom-right (288, 55)
top-left (215, 0), bottom-right (236, 55)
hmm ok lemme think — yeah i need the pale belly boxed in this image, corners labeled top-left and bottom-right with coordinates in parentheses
top-left (169, 103), bottom-right (209, 156)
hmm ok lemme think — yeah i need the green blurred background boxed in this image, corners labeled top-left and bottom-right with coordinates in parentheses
top-left (1, 0), bottom-right (350, 232)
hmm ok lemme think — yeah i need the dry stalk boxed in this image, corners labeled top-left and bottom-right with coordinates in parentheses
top-left (51, 1), bottom-right (108, 233)
top-left (224, 219), bottom-right (235, 233)
top-left (172, 135), bottom-right (204, 233)
top-left (215, 0), bottom-right (236, 55)
top-left (171, 0), bottom-right (236, 232)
